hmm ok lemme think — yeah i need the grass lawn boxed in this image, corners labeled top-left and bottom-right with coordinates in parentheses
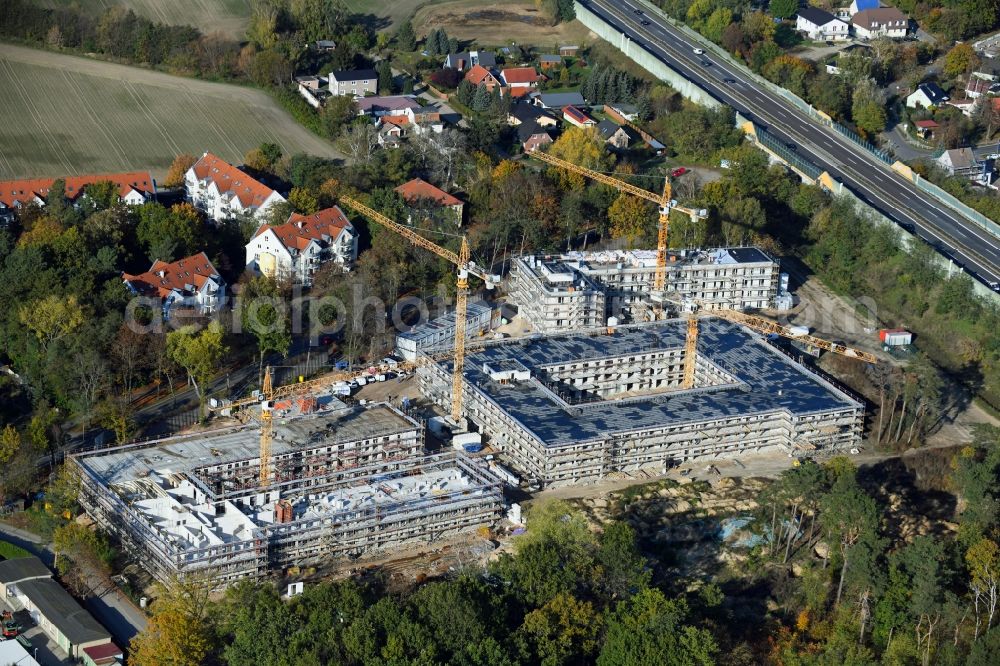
top-left (412, 1), bottom-right (595, 47)
top-left (36, 0), bottom-right (251, 38)
top-left (0, 43), bottom-right (339, 181)
top-left (2, 506), bottom-right (66, 541)
top-left (343, 0), bottom-right (442, 32)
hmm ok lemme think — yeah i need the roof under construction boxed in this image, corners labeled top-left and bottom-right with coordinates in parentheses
top-left (440, 318), bottom-right (861, 447)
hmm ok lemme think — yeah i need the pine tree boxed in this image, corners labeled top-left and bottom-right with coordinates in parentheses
top-left (376, 60), bottom-right (393, 94)
top-left (472, 83), bottom-right (491, 111)
top-left (636, 93), bottom-right (653, 122)
top-left (437, 29), bottom-right (451, 55)
top-left (395, 21), bottom-right (416, 51)
top-left (426, 29), bottom-right (440, 55)
top-left (457, 79), bottom-right (475, 107)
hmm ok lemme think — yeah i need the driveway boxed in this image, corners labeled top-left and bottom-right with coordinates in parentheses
top-left (882, 124), bottom-right (936, 161)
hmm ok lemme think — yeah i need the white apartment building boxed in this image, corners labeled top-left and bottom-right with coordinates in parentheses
top-left (122, 252), bottom-right (226, 317)
top-left (245, 206), bottom-right (357, 285)
top-left (184, 152), bottom-right (286, 222)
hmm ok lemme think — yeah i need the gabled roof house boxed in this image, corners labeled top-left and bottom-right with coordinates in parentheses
top-left (246, 206), bottom-right (358, 285)
top-left (185, 152), bottom-right (287, 222)
top-left (122, 252), bottom-right (226, 317)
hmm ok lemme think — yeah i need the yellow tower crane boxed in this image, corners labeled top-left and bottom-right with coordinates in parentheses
top-left (338, 196), bottom-right (500, 425)
top-left (259, 366), bottom-right (274, 486)
top-left (528, 147), bottom-right (707, 299)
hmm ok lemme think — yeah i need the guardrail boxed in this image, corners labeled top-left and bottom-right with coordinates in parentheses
top-left (754, 125), bottom-right (824, 179)
top-left (911, 174), bottom-right (1000, 240)
top-left (832, 122), bottom-right (893, 164)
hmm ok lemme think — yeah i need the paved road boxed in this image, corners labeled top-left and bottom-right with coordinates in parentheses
top-left (585, 0), bottom-right (1000, 289)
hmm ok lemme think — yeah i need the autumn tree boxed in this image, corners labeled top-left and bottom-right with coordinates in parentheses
top-left (19, 294), bottom-right (85, 355)
top-left (547, 127), bottom-right (614, 190)
top-left (166, 321), bottom-right (228, 416)
top-left (53, 523), bottom-right (115, 596)
top-left (288, 186), bottom-right (319, 214)
top-left (608, 194), bottom-right (656, 247)
top-left (164, 153), bottom-right (197, 188)
top-left (518, 592), bottom-right (602, 666)
top-left (967, 537), bottom-right (1000, 639)
top-left (944, 42), bottom-right (979, 78)
top-left (131, 580), bottom-right (214, 666)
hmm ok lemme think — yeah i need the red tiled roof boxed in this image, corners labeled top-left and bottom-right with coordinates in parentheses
top-left (122, 252), bottom-right (220, 300)
top-left (394, 178), bottom-right (462, 208)
top-left (255, 206), bottom-right (353, 253)
top-left (563, 105), bottom-right (593, 123)
top-left (968, 78), bottom-right (991, 94)
top-left (382, 115), bottom-right (410, 126)
top-left (502, 67), bottom-right (540, 85)
top-left (0, 171), bottom-right (154, 208)
top-left (508, 87), bottom-right (533, 98)
top-left (914, 120), bottom-right (939, 128)
top-left (465, 65), bottom-right (496, 85)
top-left (192, 153), bottom-right (275, 209)
top-left (82, 642), bottom-right (123, 664)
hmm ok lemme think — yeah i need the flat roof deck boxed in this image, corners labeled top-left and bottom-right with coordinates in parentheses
top-left (441, 318), bottom-right (860, 447)
top-left (75, 402), bottom-right (417, 487)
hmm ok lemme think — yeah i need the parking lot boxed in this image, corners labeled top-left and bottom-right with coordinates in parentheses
top-left (0, 598), bottom-right (71, 665)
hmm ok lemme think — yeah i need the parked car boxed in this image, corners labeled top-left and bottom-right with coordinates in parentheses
top-left (671, 167), bottom-right (687, 177)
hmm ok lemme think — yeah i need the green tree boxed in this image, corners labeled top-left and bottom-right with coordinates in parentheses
top-left (819, 463), bottom-right (879, 606)
top-left (770, 0), bottom-right (799, 19)
top-left (457, 79), bottom-right (475, 107)
top-left (704, 8), bottom-right (733, 42)
top-left (19, 294), bottom-right (85, 355)
top-left (376, 59), bottom-right (393, 94)
top-left (598, 589), bottom-right (717, 666)
top-left (943, 42), bottom-right (979, 78)
top-left (852, 98), bottom-right (887, 136)
top-left (395, 20), bottom-right (416, 51)
top-left (166, 321), bottom-right (228, 416)
top-left (240, 276), bottom-right (292, 382)
top-left (519, 592), bottom-right (601, 666)
top-left (595, 522), bottom-right (651, 601)
top-left (290, 0), bottom-right (348, 42)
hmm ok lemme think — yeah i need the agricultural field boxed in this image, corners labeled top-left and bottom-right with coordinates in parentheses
top-left (412, 1), bottom-right (595, 45)
top-left (37, 0), bottom-right (251, 38)
top-left (342, 0), bottom-right (438, 31)
top-left (0, 43), bottom-right (339, 181)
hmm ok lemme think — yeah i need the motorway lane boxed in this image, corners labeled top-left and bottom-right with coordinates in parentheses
top-left (584, 0), bottom-right (1000, 288)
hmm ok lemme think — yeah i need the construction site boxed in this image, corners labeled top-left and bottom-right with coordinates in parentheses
top-left (507, 247), bottom-right (782, 332)
top-left (72, 400), bottom-right (504, 587)
top-left (419, 318), bottom-right (865, 486)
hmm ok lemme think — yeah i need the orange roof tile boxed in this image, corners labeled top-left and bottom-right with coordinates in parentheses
top-left (394, 178), bottom-right (462, 208)
top-left (0, 171), bottom-right (154, 208)
top-left (465, 64), bottom-right (497, 85)
top-left (502, 67), bottom-right (540, 84)
top-left (192, 153), bottom-right (275, 209)
top-left (382, 115), bottom-right (410, 126)
top-left (122, 252), bottom-right (220, 301)
top-left (255, 206), bottom-right (353, 254)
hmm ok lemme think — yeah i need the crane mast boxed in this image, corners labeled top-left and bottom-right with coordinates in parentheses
top-left (259, 366), bottom-right (274, 487)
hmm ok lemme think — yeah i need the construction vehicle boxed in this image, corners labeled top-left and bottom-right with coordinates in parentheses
top-left (528, 147), bottom-right (706, 299)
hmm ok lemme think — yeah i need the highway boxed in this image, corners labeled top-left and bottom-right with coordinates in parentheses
top-left (583, 0), bottom-right (1000, 290)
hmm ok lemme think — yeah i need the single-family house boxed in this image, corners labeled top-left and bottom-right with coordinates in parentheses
top-left (913, 119), bottom-right (939, 139)
top-left (443, 50), bottom-right (496, 71)
top-left (377, 121), bottom-right (404, 148)
top-left (563, 104), bottom-right (597, 128)
top-left (535, 91), bottom-right (586, 110)
top-left (848, 0), bottom-right (879, 15)
top-left (410, 106), bottom-right (445, 135)
top-left (508, 101), bottom-right (559, 127)
top-left (597, 119), bottom-right (640, 150)
top-left (501, 67), bottom-right (542, 92)
top-left (605, 102), bottom-right (640, 122)
top-left (559, 45), bottom-right (580, 57)
top-left (246, 206), bottom-right (357, 284)
top-left (328, 69), bottom-right (378, 96)
top-left (538, 54), bottom-right (562, 69)
top-left (122, 252), bottom-right (226, 316)
top-left (796, 8), bottom-right (850, 41)
top-left (852, 8), bottom-right (908, 39)
top-left (0, 556), bottom-right (113, 660)
top-left (355, 95), bottom-right (421, 118)
top-left (936, 147), bottom-right (982, 178)
top-left (395, 178), bottom-right (464, 226)
top-left (521, 123), bottom-right (554, 152)
top-left (906, 82), bottom-right (948, 109)
top-left (966, 77), bottom-right (997, 99)
top-left (316, 40), bottom-right (336, 51)
top-left (185, 152), bottom-right (286, 221)
top-left (0, 171), bottom-right (155, 223)
top-left (465, 64), bottom-right (502, 91)
top-left (947, 98), bottom-right (978, 116)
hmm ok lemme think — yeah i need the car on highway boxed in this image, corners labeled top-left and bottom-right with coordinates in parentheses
top-left (671, 167), bottom-right (688, 177)
top-left (634, 8), bottom-right (643, 13)
top-left (641, 19), bottom-right (650, 25)
top-left (723, 78), bottom-right (736, 84)
top-left (693, 48), bottom-right (704, 54)
top-left (990, 281), bottom-right (1000, 291)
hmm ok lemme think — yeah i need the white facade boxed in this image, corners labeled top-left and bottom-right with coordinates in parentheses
top-left (852, 9), bottom-right (908, 39)
top-left (796, 11), bottom-right (850, 41)
top-left (184, 153), bottom-right (286, 222)
top-left (245, 208), bottom-right (358, 286)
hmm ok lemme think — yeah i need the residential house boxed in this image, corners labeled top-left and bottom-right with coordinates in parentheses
top-left (796, 8), bottom-right (850, 41)
top-left (443, 50), bottom-right (496, 71)
top-left (848, 0), bottom-right (879, 14)
top-left (912, 119), bottom-right (939, 139)
top-left (296, 76), bottom-right (328, 108)
top-left (521, 126), bottom-right (554, 152)
top-left (410, 106), bottom-right (445, 135)
top-left (563, 104), bottom-right (597, 128)
top-left (316, 40), bottom-right (336, 51)
top-left (465, 64), bottom-right (502, 92)
top-left (947, 98), bottom-right (978, 116)
top-left (538, 54), bottom-right (562, 69)
top-left (377, 120), bottom-right (404, 148)
top-left (246, 206), bottom-right (357, 285)
top-left (185, 152), bottom-right (286, 221)
top-left (936, 147), bottom-right (986, 180)
top-left (355, 95), bottom-right (421, 118)
top-left (535, 91), bottom-right (586, 110)
top-left (559, 45), bottom-right (580, 56)
top-left (328, 69), bottom-right (378, 96)
top-left (508, 101), bottom-right (559, 127)
top-left (395, 178), bottom-right (464, 226)
top-left (597, 119), bottom-right (639, 149)
top-left (905, 82), bottom-right (948, 109)
top-left (0, 171), bottom-right (155, 223)
top-left (966, 77), bottom-right (997, 99)
top-left (852, 8), bottom-right (908, 39)
top-left (605, 102), bottom-right (640, 122)
top-left (122, 252), bottom-right (226, 316)
top-left (501, 67), bottom-right (542, 97)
